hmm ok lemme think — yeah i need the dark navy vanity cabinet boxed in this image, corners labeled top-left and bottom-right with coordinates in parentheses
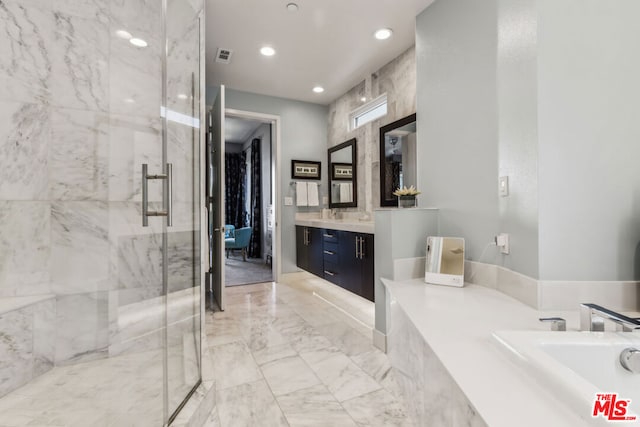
top-left (296, 226), bottom-right (374, 302)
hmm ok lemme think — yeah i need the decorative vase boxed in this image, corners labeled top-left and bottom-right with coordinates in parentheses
top-left (398, 195), bottom-right (417, 208)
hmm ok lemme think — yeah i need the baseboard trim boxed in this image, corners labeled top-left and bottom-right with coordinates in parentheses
top-left (372, 328), bottom-right (387, 353)
top-left (464, 260), bottom-right (640, 311)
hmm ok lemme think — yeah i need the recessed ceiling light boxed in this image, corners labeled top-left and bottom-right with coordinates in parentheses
top-left (312, 86), bottom-right (324, 93)
top-left (115, 29), bottom-right (132, 40)
top-left (129, 38), bottom-right (148, 47)
top-left (374, 28), bottom-right (393, 40)
top-left (177, 93), bottom-right (188, 100)
top-left (260, 46), bottom-right (276, 56)
top-left (360, 97), bottom-right (367, 102)
top-left (124, 98), bottom-right (135, 104)
top-left (286, 3), bottom-right (298, 12)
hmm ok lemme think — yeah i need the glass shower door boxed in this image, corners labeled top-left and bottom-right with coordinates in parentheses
top-left (164, 0), bottom-right (204, 420)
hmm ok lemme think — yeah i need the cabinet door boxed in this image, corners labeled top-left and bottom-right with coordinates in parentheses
top-left (360, 234), bottom-right (375, 302)
top-left (307, 227), bottom-right (324, 277)
top-left (339, 231), bottom-right (362, 296)
top-left (295, 226), bottom-right (308, 271)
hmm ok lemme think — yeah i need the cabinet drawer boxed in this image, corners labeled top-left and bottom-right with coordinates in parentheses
top-left (323, 242), bottom-right (338, 261)
top-left (323, 262), bottom-right (340, 284)
top-left (322, 230), bottom-right (339, 243)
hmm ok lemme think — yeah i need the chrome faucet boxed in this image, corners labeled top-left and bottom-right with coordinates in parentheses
top-left (580, 303), bottom-right (640, 332)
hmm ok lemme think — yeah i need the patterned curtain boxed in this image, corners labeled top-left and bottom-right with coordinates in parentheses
top-left (385, 161), bottom-right (402, 199)
top-left (225, 152), bottom-right (246, 228)
top-left (248, 138), bottom-right (262, 258)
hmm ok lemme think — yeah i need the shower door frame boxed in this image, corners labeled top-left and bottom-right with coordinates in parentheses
top-left (160, 1), bottom-right (206, 424)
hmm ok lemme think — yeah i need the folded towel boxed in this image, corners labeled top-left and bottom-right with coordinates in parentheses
top-left (296, 181), bottom-right (308, 206)
top-left (307, 182), bottom-right (319, 206)
top-left (340, 182), bottom-right (352, 203)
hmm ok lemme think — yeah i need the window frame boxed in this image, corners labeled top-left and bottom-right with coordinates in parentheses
top-left (349, 93), bottom-right (388, 131)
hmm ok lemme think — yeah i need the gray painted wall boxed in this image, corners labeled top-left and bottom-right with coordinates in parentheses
top-left (537, 0), bottom-right (640, 281)
top-left (497, 0), bottom-right (539, 279)
top-left (417, 0), bottom-right (640, 281)
top-left (416, 0), bottom-right (502, 273)
top-left (222, 88), bottom-right (328, 274)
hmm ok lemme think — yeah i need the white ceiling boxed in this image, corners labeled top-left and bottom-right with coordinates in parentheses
top-left (206, 0), bottom-right (434, 105)
top-left (225, 116), bottom-right (264, 144)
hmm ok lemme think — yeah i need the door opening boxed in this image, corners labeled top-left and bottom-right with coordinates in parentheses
top-left (223, 115), bottom-right (275, 287)
top-left (206, 100), bottom-right (281, 311)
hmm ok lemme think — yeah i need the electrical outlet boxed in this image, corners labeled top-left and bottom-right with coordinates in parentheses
top-left (496, 233), bottom-right (510, 254)
top-left (284, 196), bottom-right (293, 206)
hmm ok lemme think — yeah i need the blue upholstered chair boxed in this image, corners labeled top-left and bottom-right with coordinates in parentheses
top-left (225, 227), bottom-right (252, 261)
top-left (224, 224), bottom-right (235, 239)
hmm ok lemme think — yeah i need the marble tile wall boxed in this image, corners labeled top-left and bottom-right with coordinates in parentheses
top-left (388, 296), bottom-right (488, 427)
top-left (0, 297), bottom-right (55, 398)
top-left (0, 1), bottom-right (205, 423)
top-left (327, 46), bottom-right (417, 215)
top-left (0, 0), bottom-right (202, 371)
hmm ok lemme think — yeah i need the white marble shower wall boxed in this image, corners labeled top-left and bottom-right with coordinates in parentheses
top-left (0, 0), bottom-right (170, 368)
top-left (0, 296), bottom-right (55, 398)
top-left (327, 46), bottom-right (417, 214)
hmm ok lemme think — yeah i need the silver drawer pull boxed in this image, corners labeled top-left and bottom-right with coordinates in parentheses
top-left (323, 250), bottom-right (335, 255)
top-left (324, 270), bottom-right (335, 276)
top-left (323, 234), bottom-right (335, 238)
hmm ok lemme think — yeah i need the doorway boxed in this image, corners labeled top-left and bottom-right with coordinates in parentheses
top-left (223, 115), bottom-right (275, 286)
top-left (207, 93), bottom-right (281, 311)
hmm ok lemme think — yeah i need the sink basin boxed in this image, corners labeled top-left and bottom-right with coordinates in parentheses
top-left (493, 331), bottom-right (640, 426)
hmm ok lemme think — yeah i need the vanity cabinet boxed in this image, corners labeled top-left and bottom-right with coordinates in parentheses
top-left (339, 232), bottom-right (374, 301)
top-left (296, 225), bottom-right (374, 302)
top-left (295, 226), bottom-right (324, 277)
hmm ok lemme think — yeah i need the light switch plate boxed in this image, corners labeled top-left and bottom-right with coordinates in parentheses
top-left (499, 176), bottom-right (509, 197)
top-left (322, 196), bottom-right (328, 205)
top-left (284, 197), bottom-right (293, 206)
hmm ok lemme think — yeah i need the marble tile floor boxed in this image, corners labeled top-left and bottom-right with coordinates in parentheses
top-left (202, 272), bottom-right (413, 427)
top-left (0, 272), bottom-right (410, 427)
top-left (224, 254), bottom-right (273, 287)
top-left (0, 349), bottom-right (166, 427)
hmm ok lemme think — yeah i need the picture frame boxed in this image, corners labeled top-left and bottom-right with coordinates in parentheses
top-left (291, 160), bottom-right (321, 180)
top-left (331, 163), bottom-right (353, 180)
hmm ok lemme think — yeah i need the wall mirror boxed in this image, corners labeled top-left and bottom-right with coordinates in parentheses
top-left (379, 113), bottom-right (417, 207)
top-left (425, 236), bottom-right (465, 287)
top-left (328, 138), bottom-right (357, 208)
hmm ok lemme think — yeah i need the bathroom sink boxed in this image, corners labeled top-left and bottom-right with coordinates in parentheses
top-left (493, 331), bottom-right (640, 426)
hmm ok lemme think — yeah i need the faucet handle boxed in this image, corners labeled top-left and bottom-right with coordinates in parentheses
top-left (539, 317), bottom-right (567, 331)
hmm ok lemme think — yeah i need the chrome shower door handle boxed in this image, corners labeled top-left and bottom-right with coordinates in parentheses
top-left (141, 163), bottom-right (173, 227)
top-left (166, 163), bottom-right (172, 227)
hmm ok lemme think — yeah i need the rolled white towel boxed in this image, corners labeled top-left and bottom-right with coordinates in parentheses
top-left (296, 181), bottom-right (308, 206)
top-left (307, 182), bottom-right (319, 206)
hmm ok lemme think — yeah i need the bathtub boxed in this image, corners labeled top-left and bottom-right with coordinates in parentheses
top-left (494, 330), bottom-right (640, 426)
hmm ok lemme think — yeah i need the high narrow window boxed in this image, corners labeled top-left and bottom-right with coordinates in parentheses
top-left (350, 94), bottom-right (387, 130)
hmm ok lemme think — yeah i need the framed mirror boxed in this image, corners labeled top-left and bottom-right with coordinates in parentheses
top-left (424, 236), bottom-right (465, 287)
top-left (328, 138), bottom-right (357, 208)
top-left (379, 113), bottom-right (417, 207)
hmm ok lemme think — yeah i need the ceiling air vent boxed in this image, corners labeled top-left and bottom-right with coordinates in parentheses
top-left (215, 48), bottom-right (233, 64)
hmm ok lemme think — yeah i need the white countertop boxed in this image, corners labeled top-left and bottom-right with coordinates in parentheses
top-left (294, 217), bottom-right (374, 234)
top-left (381, 278), bottom-right (586, 427)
